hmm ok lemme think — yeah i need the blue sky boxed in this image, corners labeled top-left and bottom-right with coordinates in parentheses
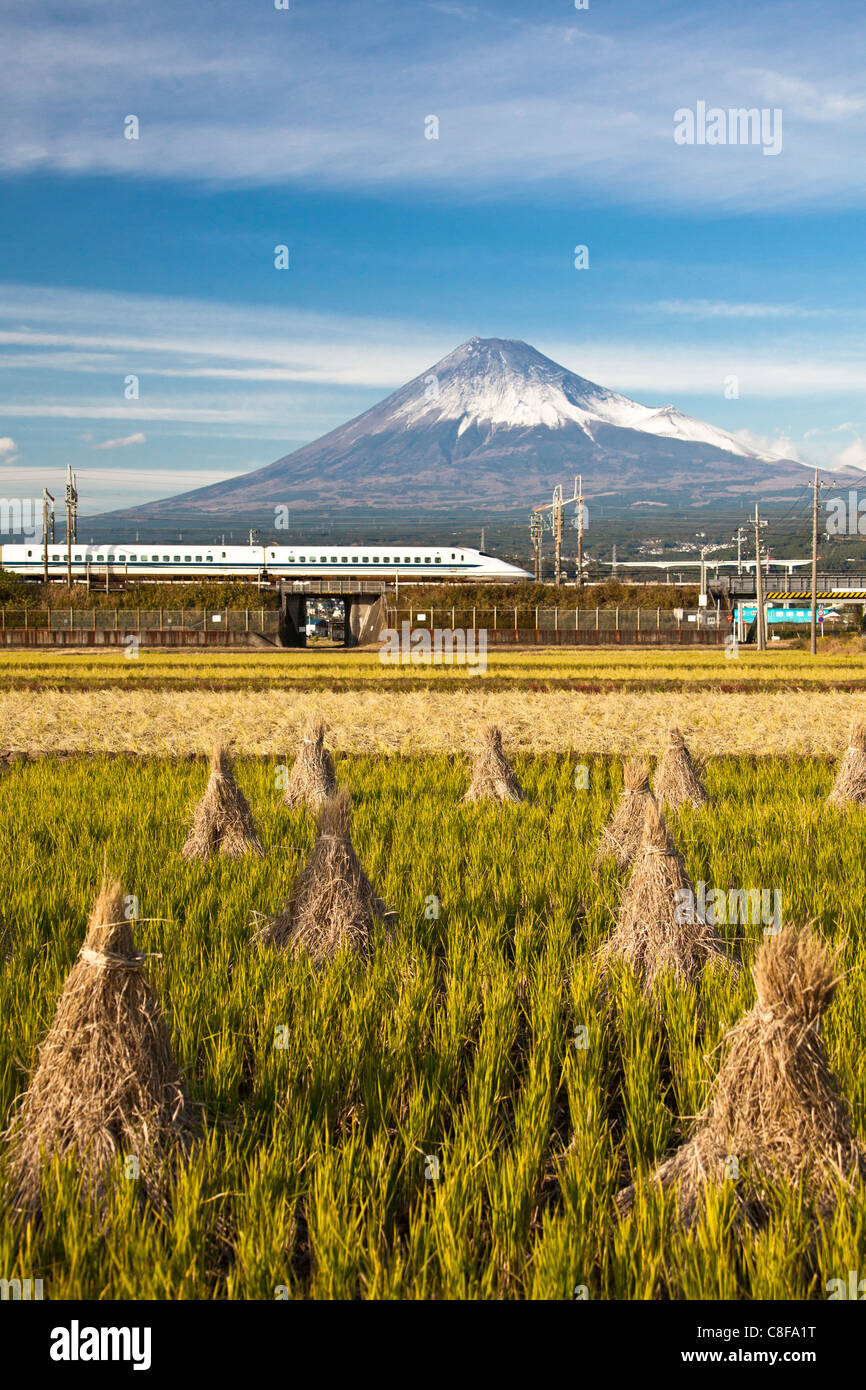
top-left (0, 0), bottom-right (864, 510)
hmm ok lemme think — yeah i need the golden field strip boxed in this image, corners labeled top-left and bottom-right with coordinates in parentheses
top-left (2, 645), bottom-right (866, 692)
top-left (2, 685), bottom-right (865, 756)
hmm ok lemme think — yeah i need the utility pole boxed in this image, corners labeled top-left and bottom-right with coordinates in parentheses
top-left (480, 527), bottom-right (485, 553)
top-left (810, 467), bottom-right (819, 656)
top-left (531, 514), bottom-right (542, 582)
top-left (65, 464), bottom-right (78, 590)
top-left (753, 504), bottom-right (767, 650)
top-left (612, 543), bottom-right (618, 578)
top-left (42, 490), bottom-right (54, 583)
top-left (576, 474), bottom-right (584, 588)
top-left (734, 526), bottom-right (746, 576)
top-left (530, 477), bottom-right (579, 586)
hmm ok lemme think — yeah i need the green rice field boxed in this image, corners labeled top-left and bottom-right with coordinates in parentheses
top-left (1, 751), bottom-right (864, 1299)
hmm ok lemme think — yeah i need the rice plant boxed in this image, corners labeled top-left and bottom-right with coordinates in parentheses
top-left (0, 750), bottom-right (864, 1299)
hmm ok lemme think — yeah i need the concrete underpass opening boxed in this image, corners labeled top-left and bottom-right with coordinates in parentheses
top-left (278, 582), bottom-right (388, 649)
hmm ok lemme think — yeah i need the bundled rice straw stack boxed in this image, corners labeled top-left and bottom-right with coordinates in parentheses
top-left (653, 724), bottom-right (707, 810)
top-left (282, 719), bottom-right (337, 811)
top-left (181, 742), bottom-right (263, 860)
top-left (463, 725), bottom-right (525, 804)
top-left (826, 718), bottom-right (866, 808)
top-left (599, 796), bottom-right (731, 991)
top-left (594, 756), bottom-right (652, 868)
top-left (253, 789), bottom-right (394, 964)
top-left (3, 878), bottom-right (195, 1218)
top-left (616, 926), bottom-right (866, 1226)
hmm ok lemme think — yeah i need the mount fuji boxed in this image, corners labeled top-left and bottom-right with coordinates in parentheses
top-left (109, 337), bottom-right (823, 520)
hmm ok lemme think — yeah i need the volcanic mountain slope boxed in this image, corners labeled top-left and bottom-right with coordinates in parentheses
top-left (108, 337), bottom-right (824, 519)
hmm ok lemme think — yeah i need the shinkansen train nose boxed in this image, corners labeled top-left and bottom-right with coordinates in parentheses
top-left (491, 558), bottom-right (533, 578)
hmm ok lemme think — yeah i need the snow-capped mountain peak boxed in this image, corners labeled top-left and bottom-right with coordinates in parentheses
top-left (386, 337), bottom-right (773, 461)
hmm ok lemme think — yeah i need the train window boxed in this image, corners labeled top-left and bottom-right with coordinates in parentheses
top-left (404, 557), bottom-right (411, 563)
top-left (164, 555), bottom-right (171, 562)
top-left (382, 556), bottom-right (390, 564)
top-left (74, 554), bottom-right (82, 562)
top-left (270, 552), bottom-right (276, 559)
top-left (195, 556), bottom-right (202, 562)
top-left (362, 556), bottom-right (369, 563)
top-left (341, 556), bottom-right (348, 563)
top-left (372, 556), bottom-right (380, 563)
top-left (184, 556), bottom-right (191, 562)
top-left (424, 556), bottom-right (431, 563)
top-left (118, 554), bottom-right (126, 562)
top-left (413, 557), bottom-right (420, 564)
top-left (331, 556), bottom-right (338, 563)
top-left (206, 555), bottom-right (213, 562)
top-left (451, 553), bottom-right (456, 559)
top-left (299, 555), bottom-right (306, 562)
top-left (221, 551), bottom-right (226, 558)
top-left (152, 555), bottom-right (159, 561)
top-left (97, 555), bottom-right (104, 562)
top-left (320, 556), bottom-right (327, 563)
top-left (435, 556), bottom-right (442, 563)
top-left (27, 549), bottom-right (32, 556)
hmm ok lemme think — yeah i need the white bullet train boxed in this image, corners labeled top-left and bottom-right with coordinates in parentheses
top-left (0, 540), bottom-right (532, 583)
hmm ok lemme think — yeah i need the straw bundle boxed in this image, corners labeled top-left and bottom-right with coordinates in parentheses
top-left (181, 742), bottom-right (263, 860)
top-left (594, 756), bottom-right (652, 868)
top-left (253, 789), bottom-right (394, 963)
top-left (3, 878), bottom-right (195, 1218)
top-left (282, 719), bottom-right (337, 811)
top-left (616, 926), bottom-right (866, 1225)
top-left (599, 795), bottom-right (731, 991)
top-left (463, 725), bottom-right (525, 803)
top-left (826, 718), bottom-right (866, 808)
top-left (653, 725), bottom-right (707, 810)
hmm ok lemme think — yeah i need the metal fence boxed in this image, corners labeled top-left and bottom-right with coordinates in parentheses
top-left (387, 606), bottom-right (723, 633)
top-left (0, 608), bottom-right (281, 634)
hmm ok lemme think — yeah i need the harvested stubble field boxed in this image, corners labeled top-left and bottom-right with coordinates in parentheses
top-left (1, 750), bottom-right (865, 1299)
top-left (2, 685), bottom-right (866, 757)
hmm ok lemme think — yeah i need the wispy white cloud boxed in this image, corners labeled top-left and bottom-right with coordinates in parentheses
top-left (0, 284), bottom-right (458, 388)
top-left (0, 436), bottom-right (18, 457)
top-left (732, 428), bottom-right (805, 463)
top-left (837, 438), bottom-right (866, 471)
top-left (1, 284), bottom-right (864, 422)
top-left (91, 431), bottom-right (146, 449)
top-left (804, 421), bottom-right (862, 438)
top-left (652, 300), bottom-right (853, 320)
top-left (0, 3), bottom-right (863, 209)
top-left (0, 463), bottom-right (240, 511)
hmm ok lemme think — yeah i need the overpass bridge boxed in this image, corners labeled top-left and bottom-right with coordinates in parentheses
top-left (711, 574), bottom-right (866, 603)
